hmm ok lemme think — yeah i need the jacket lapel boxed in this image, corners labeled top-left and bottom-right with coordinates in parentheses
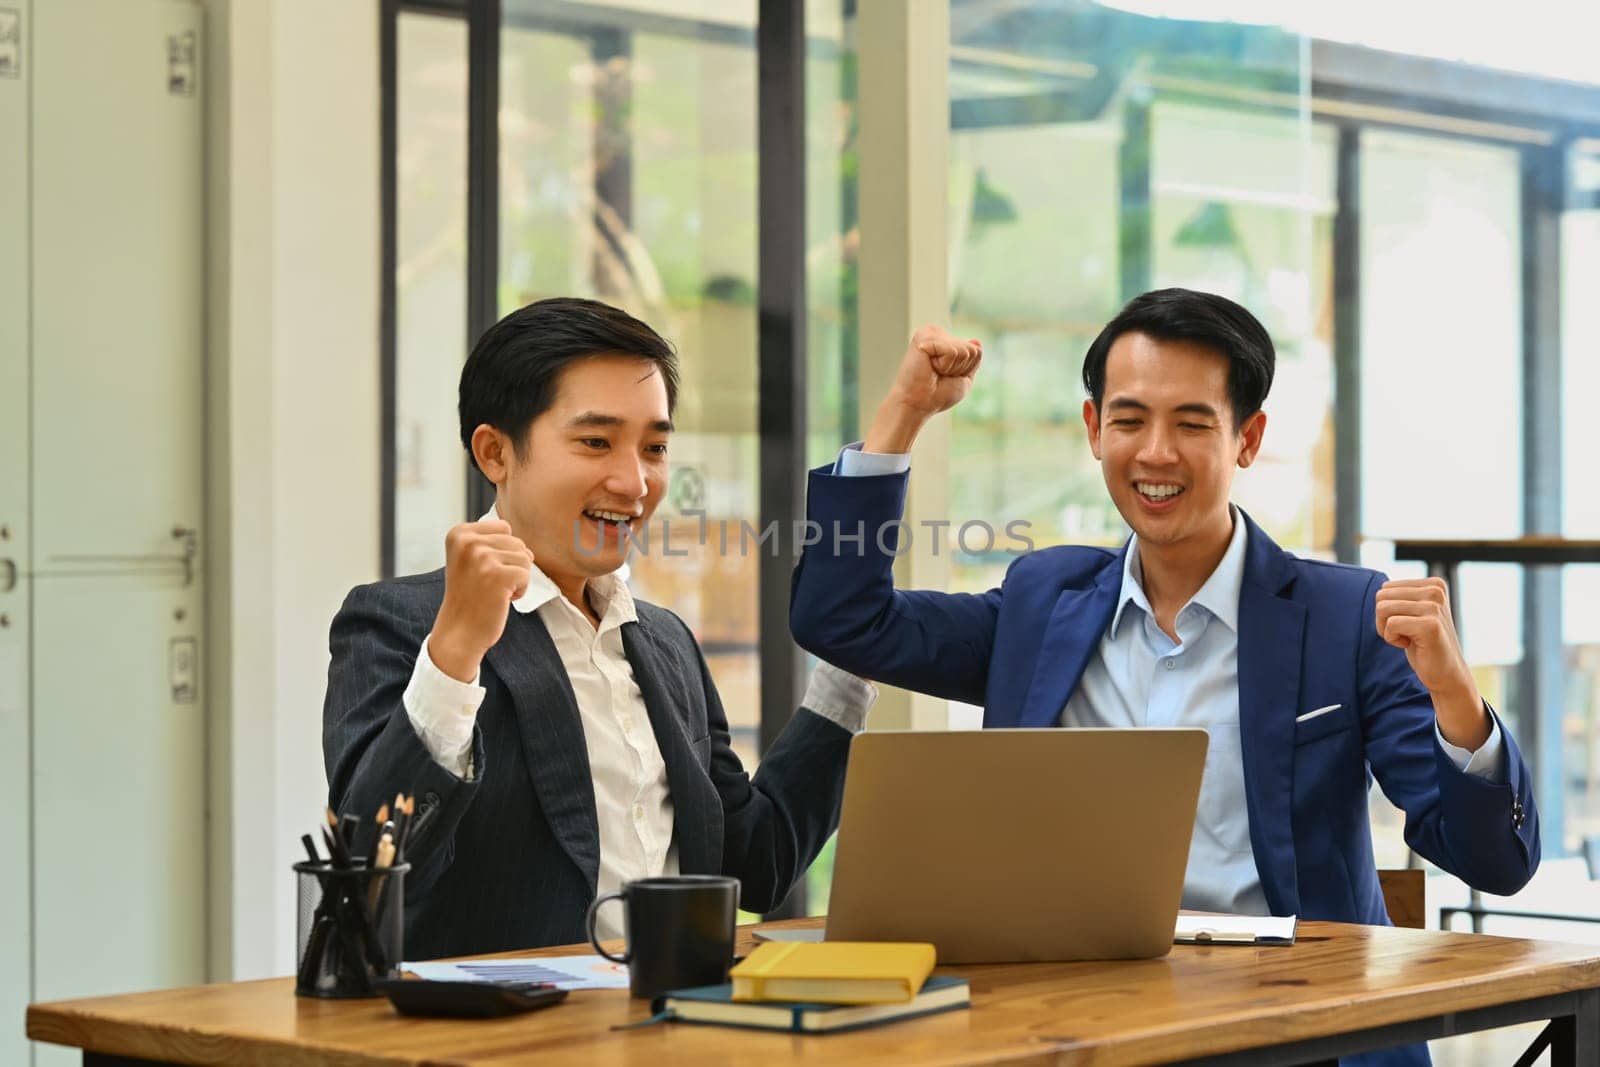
top-left (1235, 514), bottom-right (1307, 917)
top-left (484, 610), bottom-right (601, 892)
top-left (1010, 549), bottom-right (1125, 728)
top-left (621, 617), bottom-right (723, 876)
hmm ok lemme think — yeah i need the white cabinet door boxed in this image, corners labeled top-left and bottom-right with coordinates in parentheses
top-left (0, 3), bottom-right (33, 1065)
top-left (31, 572), bottom-right (205, 1004)
top-left (27, 3), bottom-right (206, 1054)
top-left (0, 585), bottom-right (30, 1067)
top-left (31, 0), bottom-right (204, 569)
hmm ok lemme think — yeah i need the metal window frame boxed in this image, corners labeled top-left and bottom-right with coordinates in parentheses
top-left (1331, 123), bottom-right (1361, 566)
top-left (380, 0), bottom-right (398, 577)
top-left (1521, 141), bottom-right (1568, 853)
top-left (464, 0), bottom-right (502, 522)
top-left (757, 0), bottom-right (808, 758)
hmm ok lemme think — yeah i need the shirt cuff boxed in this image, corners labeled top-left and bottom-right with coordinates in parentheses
top-left (834, 442), bottom-right (912, 477)
top-left (1435, 712), bottom-right (1506, 782)
top-left (802, 661), bottom-right (878, 734)
top-left (403, 634), bottom-right (486, 779)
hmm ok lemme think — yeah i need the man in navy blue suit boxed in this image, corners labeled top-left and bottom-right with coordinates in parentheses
top-left (790, 288), bottom-right (1537, 1066)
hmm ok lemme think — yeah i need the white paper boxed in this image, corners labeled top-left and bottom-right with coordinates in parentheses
top-left (753, 926), bottom-right (825, 943)
top-left (1174, 914), bottom-right (1297, 944)
top-left (400, 954), bottom-right (631, 990)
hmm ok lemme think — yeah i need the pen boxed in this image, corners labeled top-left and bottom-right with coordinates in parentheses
top-left (322, 821), bottom-right (386, 978)
top-left (323, 810), bottom-right (349, 866)
top-left (306, 813), bottom-right (391, 990)
top-left (322, 822), bottom-right (350, 870)
top-left (298, 914), bottom-right (334, 990)
top-left (339, 813), bottom-right (362, 864)
top-left (396, 794), bottom-right (415, 861)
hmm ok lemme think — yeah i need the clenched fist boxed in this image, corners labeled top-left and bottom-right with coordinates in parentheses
top-left (1375, 577), bottom-right (1490, 749)
top-left (863, 326), bottom-right (983, 454)
top-left (429, 519), bottom-right (535, 683)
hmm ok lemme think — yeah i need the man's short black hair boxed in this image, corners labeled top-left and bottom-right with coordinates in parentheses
top-left (1080, 288), bottom-right (1275, 428)
top-left (458, 296), bottom-right (679, 456)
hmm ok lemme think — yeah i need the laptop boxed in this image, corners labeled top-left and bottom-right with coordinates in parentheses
top-left (822, 728), bottom-right (1209, 964)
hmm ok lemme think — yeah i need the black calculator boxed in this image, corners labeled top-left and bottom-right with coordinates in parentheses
top-left (374, 978), bottom-right (569, 1018)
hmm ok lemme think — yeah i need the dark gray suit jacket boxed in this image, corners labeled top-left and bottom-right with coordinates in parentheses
top-left (323, 570), bottom-right (853, 960)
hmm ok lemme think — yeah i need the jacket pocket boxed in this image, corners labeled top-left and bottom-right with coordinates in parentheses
top-left (1294, 702), bottom-right (1354, 745)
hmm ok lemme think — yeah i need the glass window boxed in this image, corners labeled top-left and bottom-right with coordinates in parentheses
top-left (942, 3), bottom-right (1312, 602)
top-left (1562, 144), bottom-right (1600, 853)
top-left (1356, 129), bottom-right (1526, 867)
top-left (1153, 108), bottom-right (1338, 556)
top-left (947, 110), bottom-right (1122, 567)
top-left (500, 2), bottom-right (762, 767)
top-left (393, 13), bottom-right (469, 576)
top-left (1358, 129), bottom-right (1523, 543)
top-left (1355, 127), bottom-right (1526, 725)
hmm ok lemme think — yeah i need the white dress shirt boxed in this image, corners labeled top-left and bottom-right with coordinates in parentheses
top-left (404, 519), bottom-right (876, 939)
top-left (835, 444), bottom-right (1503, 915)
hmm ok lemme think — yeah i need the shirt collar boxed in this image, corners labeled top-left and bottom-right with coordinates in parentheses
top-left (1109, 505), bottom-right (1249, 638)
top-left (478, 509), bottom-right (638, 626)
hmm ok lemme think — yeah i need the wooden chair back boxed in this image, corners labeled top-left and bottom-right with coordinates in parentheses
top-left (1379, 868), bottom-right (1425, 929)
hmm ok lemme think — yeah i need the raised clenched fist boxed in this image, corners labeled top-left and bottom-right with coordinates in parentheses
top-left (1375, 576), bottom-right (1490, 750)
top-left (863, 326), bottom-right (984, 454)
top-left (428, 519), bottom-right (535, 682)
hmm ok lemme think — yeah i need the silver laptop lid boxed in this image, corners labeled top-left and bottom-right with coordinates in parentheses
top-left (825, 728), bottom-right (1208, 964)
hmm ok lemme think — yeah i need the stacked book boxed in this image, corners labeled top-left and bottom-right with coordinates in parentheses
top-left (655, 941), bottom-right (970, 1033)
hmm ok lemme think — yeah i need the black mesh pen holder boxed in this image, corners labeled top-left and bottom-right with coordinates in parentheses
top-left (294, 860), bottom-right (409, 998)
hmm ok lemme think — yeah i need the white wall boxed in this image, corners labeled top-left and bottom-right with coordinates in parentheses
top-left (206, 0), bottom-right (380, 980)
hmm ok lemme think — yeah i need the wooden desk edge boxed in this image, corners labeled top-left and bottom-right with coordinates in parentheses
top-left (25, 920), bottom-right (1600, 1067)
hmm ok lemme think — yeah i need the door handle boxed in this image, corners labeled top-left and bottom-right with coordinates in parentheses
top-left (172, 526), bottom-right (198, 587)
top-left (0, 558), bottom-right (15, 593)
top-left (48, 525), bottom-right (199, 586)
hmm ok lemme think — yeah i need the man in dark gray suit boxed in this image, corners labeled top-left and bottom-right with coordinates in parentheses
top-left (323, 297), bottom-right (875, 960)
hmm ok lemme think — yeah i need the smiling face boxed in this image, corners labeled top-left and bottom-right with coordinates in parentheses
top-left (486, 353), bottom-right (672, 590)
top-left (1083, 331), bottom-right (1265, 555)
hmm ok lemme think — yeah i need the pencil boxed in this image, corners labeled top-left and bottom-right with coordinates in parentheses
top-left (368, 830), bottom-right (396, 914)
top-left (396, 794), bottom-right (416, 861)
top-left (374, 803), bottom-right (389, 861)
top-left (392, 793), bottom-right (408, 859)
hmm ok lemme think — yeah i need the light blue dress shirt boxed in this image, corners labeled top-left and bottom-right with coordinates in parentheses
top-left (833, 443), bottom-right (1503, 915)
top-left (1064, 506), bottom-right (1266, 913)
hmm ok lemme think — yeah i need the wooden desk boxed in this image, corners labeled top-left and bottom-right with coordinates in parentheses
top-left (27, 918), bottom-right (1600, 1066)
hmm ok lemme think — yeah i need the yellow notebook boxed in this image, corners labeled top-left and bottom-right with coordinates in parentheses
top-left (730, 941), bottom-right (936, 1005)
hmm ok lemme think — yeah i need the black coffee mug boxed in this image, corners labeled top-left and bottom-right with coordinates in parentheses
top-left (586, 875), bottom-right (740, 999)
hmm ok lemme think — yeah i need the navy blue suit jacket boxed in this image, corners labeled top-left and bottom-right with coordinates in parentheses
top-left (790, 465), bottom-right (1539, 926)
